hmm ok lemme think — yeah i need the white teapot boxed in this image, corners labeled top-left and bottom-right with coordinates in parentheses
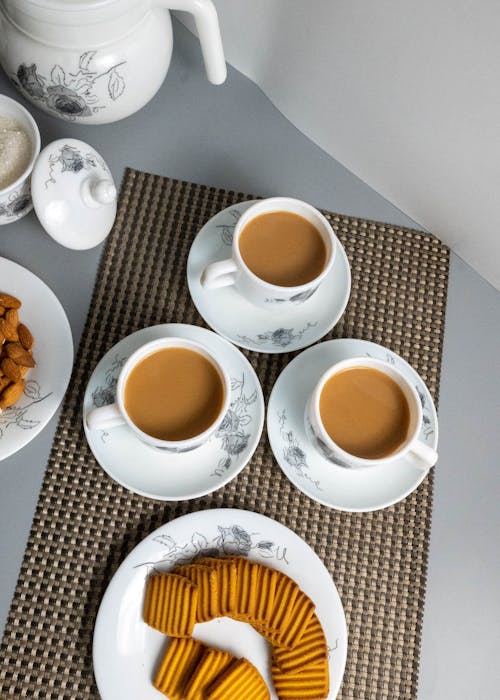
top-left (0, 0), bottom-right (226, 124)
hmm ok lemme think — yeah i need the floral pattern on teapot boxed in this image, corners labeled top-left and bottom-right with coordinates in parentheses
top-left (11, 51), bottom-right (126, 121)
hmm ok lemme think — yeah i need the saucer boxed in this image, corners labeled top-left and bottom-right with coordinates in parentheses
top-left (187, 201), bottom-right (351, 353)
top-left (267, 339), bottom-right (438, 512)
top-left (0, 257), bottom-right (73, 461)
top-left (83, 324), bottom-right (264, 500)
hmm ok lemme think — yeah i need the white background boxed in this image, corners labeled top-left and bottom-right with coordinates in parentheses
top-left (180, 0), bottom-right (500, 290)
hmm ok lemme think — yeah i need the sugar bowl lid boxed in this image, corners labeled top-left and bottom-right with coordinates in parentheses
top-left (31, 137), bottom-right (117, 250)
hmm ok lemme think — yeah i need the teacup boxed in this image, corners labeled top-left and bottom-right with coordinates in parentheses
top-left (201, 197), bottom-right (336, 309)
top-left (306, 356), bottom-right (438, 470)
top-left (0, 95), bottom-right (40, 225)
top-left (86, 337), bottom-right (231, 452)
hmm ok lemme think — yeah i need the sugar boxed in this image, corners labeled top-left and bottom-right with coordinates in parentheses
top-left (0, 115), bottom-right (32, 190)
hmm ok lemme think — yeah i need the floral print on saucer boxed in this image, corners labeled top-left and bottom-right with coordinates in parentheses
top-left (267, 339), bottom-right (438, 512)
top-left (187, 201), bottom-right (351, 353)
top-left (83, 324), bottom-right (264, 501)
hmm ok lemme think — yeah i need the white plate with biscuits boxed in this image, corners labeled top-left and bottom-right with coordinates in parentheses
top-left (0, 257), bottom-right (73, 461)
top-left (93, 508), bottom-right (348, 699)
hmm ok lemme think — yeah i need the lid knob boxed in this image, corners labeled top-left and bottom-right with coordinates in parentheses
top-left (81, 176), bottom-right (117, 209)
top-left (90, 179), bottom-right (117, 205)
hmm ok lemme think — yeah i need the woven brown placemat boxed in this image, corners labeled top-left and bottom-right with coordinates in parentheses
top-left (0, 170), bottom-right (449, 699)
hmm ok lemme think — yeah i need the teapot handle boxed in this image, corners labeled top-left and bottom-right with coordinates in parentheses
top-left (157, 0), bottom-right (226, 84)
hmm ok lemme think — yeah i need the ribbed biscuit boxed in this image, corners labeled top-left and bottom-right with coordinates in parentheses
top-left (184, 647), bottom-right (234, 700)
top-left (143, 573), bottom-right (198, 637)
top-left (253, 565), bottom-right (279, 629)
top-left (153, 638), bottom-right (206, 699)
top-left (190, 557), bottom-right (224, 573)
top-left (205, 658), bottom-right (270, 700)
top-left (272, 613), bottom-right (328, 673)
top-left (229, 558), bottom-right (315, 651)
top-left (217, 556), bottom-right (260, 621)
top-left (193, 557), bottom-right (227, 567)
top-left (273, 589), bottom-right (316, 649)
top-left (265, 574), bottom-right (299, 644)
top-left (271, 657), bottom-right (329, 699)
top-left (175, 559), bottom-right (237, 618)
top-left (174, 564), bottom-right (218, 622)
top-left (206, 559), bottom-right (238, 616)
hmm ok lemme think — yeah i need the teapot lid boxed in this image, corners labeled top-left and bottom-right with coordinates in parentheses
top-left (31, 137), bottom-right (117, 250)
top-left (25, 0), bottom-right (114, 6)
top-left (3, 0), bottom-right (143, 30)
top-left (9, 0), bottom-right (133, 11)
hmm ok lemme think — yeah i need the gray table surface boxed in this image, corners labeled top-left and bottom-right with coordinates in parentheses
top-left (1, 21), bottom-right (499, 700)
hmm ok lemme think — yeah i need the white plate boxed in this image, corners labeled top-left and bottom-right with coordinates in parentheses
top-left (267, 339), bottom-right (438, 512)
top-left (93, 508), bottom-right (347, 699)
top-left (0, 257), bottom-right (73, 461)
top-left (83, 324), bottom-right (264, 500)
top-left (187, 202), bottom-right (351, 353)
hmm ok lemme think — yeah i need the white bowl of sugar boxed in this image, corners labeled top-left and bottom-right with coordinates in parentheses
top-left (0, 94), bottom-right (40, 225)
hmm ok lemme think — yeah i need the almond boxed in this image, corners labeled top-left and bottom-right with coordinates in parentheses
top-left (1, 357), bottom-right (21, 382)
top-left (5, 309), bottom-right (18, 327)
top-left (0, 318), bottom-right (19, 342)
top-left (19, 365), bottom-right (30, 378)
top-left (0, 375), bottom-right (11, 393)
top-left (4, 342), bottom-right (36, 367)
top-left (17, 323), bottom-right (34, 351)
top-left (0, 293), bottom-right (21, 309)
top-left (0, 379), bottom-right (25, 408)
top-left (0, 306), bottom-right (4, 316)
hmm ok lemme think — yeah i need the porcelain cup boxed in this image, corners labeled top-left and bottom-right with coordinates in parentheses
top-left (85, 337), bottom-right (231, 452)
top-left (200, 197), bottom-right (336, 309)
top-left (0, 95), bottom-right (40, 225)
top-left (306, 356), bottom-right (438, 470)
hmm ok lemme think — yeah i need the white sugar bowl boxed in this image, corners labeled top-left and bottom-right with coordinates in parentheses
top-left (0, 94), bottom-right (39, 224)
top-left (0, 0), bottom-right (226, 125)
top-left (0, 95), bottom-right (117, 249)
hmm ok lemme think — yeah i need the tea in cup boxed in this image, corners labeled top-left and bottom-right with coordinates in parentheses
top-left (86, 337), bottom-right (230, 452)
top-left (201, 197), bottom-right (336, 308)
top-left (307, 357), bottom-right (438, 470)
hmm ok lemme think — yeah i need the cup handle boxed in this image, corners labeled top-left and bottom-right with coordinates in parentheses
top-left (201, 258), bottom-right (238, 290)
top-left (86, 403), bottom-right (124, 431)
top-left (154, 0), bottom-right (226, 84)
top-left (407, 439), bottom-right (438, 471)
